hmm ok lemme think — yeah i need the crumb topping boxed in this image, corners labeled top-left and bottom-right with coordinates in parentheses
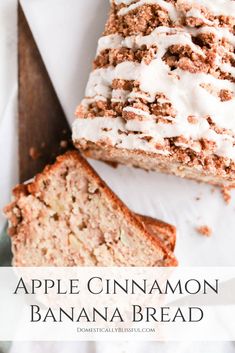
top-left (221, 185), bottom-right (232, 204)
top-left (196, 225), bottom-right (212, 236)
top-left (73, 0), bottom-right (235, 175)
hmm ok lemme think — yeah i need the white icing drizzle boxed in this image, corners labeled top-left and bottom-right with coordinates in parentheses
top-left (96, 25), bottom-right (235, 87)
top-left (97, 26), bottom-right (235, 82)
top-left (220, 63), bottom-right (235, 77)
top-left (72, 116), bottom-right (235, 160)
top-left (123, 106), bottom-right (153, 118)
top-left (111, 89), bottom-right (131, 102)
top-left (97, 26), bottom-right (205, 57)
top-left (188, 26), bottom-right (235, 47)
top-left (79, 57), bottom-right (235, 160)
top-left (179, 0), bottom-right (235, 17)
top-left (85, 60), bottom-right (235, 127)
top-left (74, 0), bottom-right (235, 161)
top-left (73, 117), bottom-right (170, 155)
top-left (185, 8), bottom-right (214, 25)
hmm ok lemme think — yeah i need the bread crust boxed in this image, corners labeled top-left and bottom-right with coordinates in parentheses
top-left (136, 214), bottom-right (176, 252)
top-left (75, 141), bottom-right (235, 187)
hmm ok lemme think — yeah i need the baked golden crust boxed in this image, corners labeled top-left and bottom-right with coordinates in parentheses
top-left (136, 214), bottom-right (176, 252)
top-left (75, 141), bottom-right (235, 187)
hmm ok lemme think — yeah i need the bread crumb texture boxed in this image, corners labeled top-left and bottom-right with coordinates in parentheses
top-left (196, 225), bottom-right (212, 237)
top-left (4, 152), bottom-right (177, 267)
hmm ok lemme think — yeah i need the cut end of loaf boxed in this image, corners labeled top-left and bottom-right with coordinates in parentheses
top-left (74, 141), bottom-right (235, 187)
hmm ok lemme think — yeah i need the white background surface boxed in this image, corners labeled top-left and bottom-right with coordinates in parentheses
top-left (0, 0), bottom-right (235, 351)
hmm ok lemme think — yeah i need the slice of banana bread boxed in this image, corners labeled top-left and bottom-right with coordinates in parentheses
top-left (4, 151), bottom-right (177, 267)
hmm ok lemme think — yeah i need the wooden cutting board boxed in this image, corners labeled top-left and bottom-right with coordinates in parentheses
top-left (0, 5), bottom-right (74, 266)
top-left (18, 4), bottom-right (73, 183)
